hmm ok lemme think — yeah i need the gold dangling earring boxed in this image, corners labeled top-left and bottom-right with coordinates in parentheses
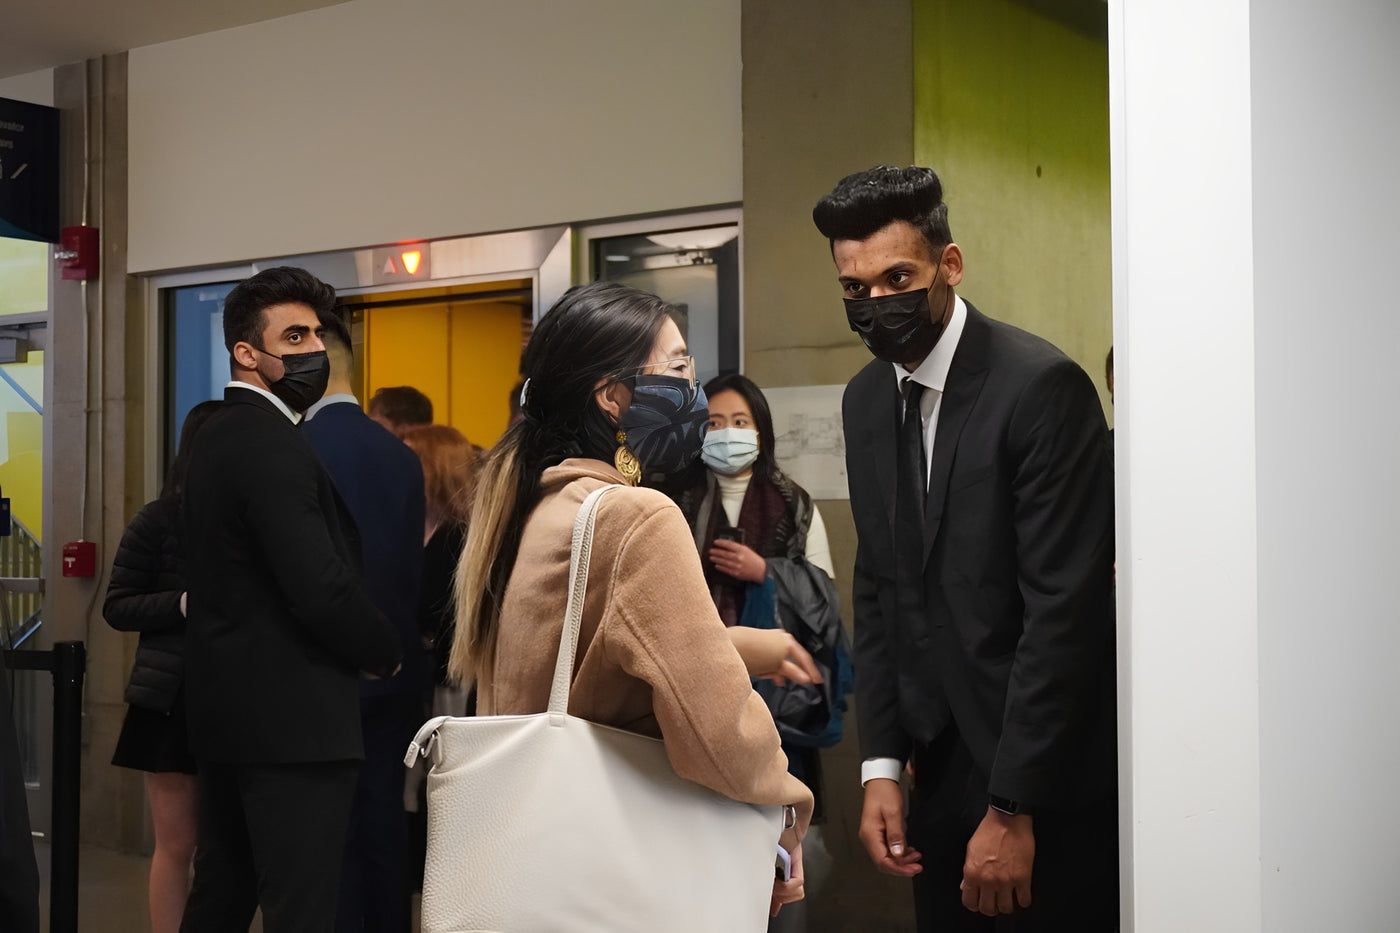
top-left (613, 429), bottom-right (642, 487)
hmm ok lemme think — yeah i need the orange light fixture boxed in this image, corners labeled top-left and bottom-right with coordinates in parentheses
top-left (401, 250), bottom-right (422, 275)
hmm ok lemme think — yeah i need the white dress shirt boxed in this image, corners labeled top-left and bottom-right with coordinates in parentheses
top-left (226, 380), bottom-right (302, 424)
top-left (860, 294), bottom-right (969, 788)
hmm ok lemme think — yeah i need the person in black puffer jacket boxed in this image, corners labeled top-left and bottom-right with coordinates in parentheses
top-left (105, 399), bottom-right (220, 933)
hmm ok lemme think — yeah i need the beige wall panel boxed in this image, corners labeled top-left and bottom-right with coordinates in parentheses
top-left (128, 0), bottom-right (741, 272)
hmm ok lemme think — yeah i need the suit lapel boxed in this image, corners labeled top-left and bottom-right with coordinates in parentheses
top-left (922, 304), bottom-right (991, 569)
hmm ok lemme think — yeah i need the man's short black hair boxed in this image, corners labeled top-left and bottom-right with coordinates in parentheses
top-left (812, 164), bottom-right (953, 255)
top-left (319, 307), bottom-right (353, 355)
top-left (222, 266), bottom-right (339, 353)
top-left (368, 386), bottom-right (433, 426)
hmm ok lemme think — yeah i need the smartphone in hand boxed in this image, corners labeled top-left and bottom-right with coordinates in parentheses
top-left (715, 528), bottom-right (746, 546)
top-left (775, 845), bottom-right (792, 882)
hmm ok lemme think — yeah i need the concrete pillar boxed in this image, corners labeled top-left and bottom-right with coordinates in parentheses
top-left (741, 0), bottom-right (913, 925)
top-left (47, 54), bottom-right (147, 852)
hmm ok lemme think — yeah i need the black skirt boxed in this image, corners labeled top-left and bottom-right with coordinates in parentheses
top-left (110, 694), bottom-right (197, 775)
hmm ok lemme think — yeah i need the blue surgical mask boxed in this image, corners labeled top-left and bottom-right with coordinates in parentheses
top-left (701, 427), bottom-right (759, 475)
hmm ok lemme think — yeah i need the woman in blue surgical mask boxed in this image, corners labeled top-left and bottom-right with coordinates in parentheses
top-left (673, 374), bottom-right (852, 933)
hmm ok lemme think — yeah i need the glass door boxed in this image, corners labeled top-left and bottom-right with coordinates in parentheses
top-left (579, 209), bottom-right (742, 385)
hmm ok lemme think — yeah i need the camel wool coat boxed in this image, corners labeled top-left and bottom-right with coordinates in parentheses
top-left (481, 459), bottom-right (813, 835)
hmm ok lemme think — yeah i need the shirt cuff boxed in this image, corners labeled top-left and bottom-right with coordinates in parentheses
top-left (860, 757), bottom-right (903, 786)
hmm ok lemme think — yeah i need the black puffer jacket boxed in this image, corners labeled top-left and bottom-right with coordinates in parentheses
top-left (104, 496), bottom-right (186, 714)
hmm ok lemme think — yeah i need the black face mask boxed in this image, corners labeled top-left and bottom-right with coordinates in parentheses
top-left (582, 375), bottom-right (710, 480)
top-left (254, 348), bottom-right (330, 413)
top-left (844, 252), bottom-right (951, 365)
top-left (618, 375), bottom-right (710, 477)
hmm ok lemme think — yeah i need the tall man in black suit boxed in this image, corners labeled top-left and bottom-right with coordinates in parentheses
top-left (302, 311), bottom-right (426, 933)
top-left (179, 267), bottom-right (401, 933)
top-left (813, 166), bottom-right (1116, 931)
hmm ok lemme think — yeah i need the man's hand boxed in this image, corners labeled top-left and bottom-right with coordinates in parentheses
top-left (858, 778), bottom-right (922, 877)
top-left (708, 539), bottom-right (767, 583)
top-left (960, 807), bottom-right (1034, 917)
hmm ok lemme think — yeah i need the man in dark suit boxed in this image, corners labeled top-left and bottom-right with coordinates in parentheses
top-left (302, 311), bottom-right (426, 933)
top-left (179, 267), bottom-right (401, 933)
top-left (813, 166), bottom-right (1116, 931)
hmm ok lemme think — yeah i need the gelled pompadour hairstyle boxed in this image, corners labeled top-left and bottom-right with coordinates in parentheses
top-left (812, 164), bottom-right (953, 255)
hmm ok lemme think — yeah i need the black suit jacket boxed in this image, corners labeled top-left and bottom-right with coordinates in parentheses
top-left (302, 400), bottom-right (427, 699)
top-left (181, 388), bottom-right (401, 764)
top-left (844, 302), bottom-right (1116, 808)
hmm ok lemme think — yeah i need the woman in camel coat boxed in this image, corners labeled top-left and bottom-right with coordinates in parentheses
top-left (451, 281), bottom-right (815, 918)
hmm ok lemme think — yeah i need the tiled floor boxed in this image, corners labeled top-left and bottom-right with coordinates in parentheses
top-left (36, 832), bottom-right (910, 932)
top-left (36, 842), bottom-right (264, 933)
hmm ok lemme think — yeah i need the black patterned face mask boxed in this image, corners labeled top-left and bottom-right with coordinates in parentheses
top-left (617, 375), bottom-right (710, 477)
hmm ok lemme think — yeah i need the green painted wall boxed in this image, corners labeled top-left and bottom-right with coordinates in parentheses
top-left (915, 0), bottom-right (1114, 418)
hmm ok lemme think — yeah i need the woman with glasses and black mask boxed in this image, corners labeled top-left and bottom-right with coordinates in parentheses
top-left (449, 281), bottom-right (816, 919)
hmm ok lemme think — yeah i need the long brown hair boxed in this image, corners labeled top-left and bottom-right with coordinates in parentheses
top-left (449, 282), bottom-right (676, 687)
top-left (400, 424), bottom-right (477, 531)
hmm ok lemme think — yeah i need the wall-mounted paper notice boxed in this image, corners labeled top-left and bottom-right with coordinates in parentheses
top-left (763, 384), bottom-right (848, 500)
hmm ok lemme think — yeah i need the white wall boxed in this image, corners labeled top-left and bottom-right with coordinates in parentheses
top-left (127, 0), bottom-right (741, 272)
top-left (1110, 0), bottom-right (1262, 928)
top-left (1116, 0), bottom-right (1400, 928)
top-left (1252, 2), bottom-right (1400, 930)
top-left (0, 68), bottom-right (55, 107)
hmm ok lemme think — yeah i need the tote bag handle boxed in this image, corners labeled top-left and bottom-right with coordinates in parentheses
top-left (546, 485), bottom-right (615, 717)
top-left (407, 484), bottom-right (617, 764)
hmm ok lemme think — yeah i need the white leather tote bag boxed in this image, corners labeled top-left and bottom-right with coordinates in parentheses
top-left (406, 486), bottom-right (786, 933)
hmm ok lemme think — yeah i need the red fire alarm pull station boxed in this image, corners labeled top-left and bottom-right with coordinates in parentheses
top-left (56, 225), bottom-right (100, 281)
top-left (61, 541), bottom-right (96, 578)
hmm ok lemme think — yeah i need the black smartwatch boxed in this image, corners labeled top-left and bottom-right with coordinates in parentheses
top-left (988, 794), bottom-right (1029, 816)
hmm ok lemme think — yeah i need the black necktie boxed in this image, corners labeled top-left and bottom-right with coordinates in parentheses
top-left (896, 379), bottom-right (927, 569)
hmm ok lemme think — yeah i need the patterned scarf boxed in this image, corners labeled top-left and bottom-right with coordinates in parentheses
top-left (675, 469), bottom-right (812, 626)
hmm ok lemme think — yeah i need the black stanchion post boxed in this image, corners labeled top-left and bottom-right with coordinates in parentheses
top-left (48, 640), bottom-right (84, 933)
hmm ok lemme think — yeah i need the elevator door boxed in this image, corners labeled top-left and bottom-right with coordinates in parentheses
top-left (352, 280), bottom-right (531, 448)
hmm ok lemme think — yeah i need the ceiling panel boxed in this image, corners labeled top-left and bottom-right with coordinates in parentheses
top-left (0, 0), bottom-right (350, 79)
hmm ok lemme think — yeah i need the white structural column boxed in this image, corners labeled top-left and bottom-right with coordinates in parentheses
top-left (1110, 0), bottom-right (1262, 929)
top-left (1114, 1), bottom-right (1400, 930)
